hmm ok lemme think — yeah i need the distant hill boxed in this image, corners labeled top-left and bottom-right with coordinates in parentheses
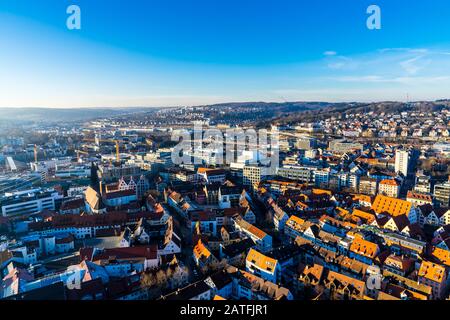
top-left (270, 100), bottom-right (450, 125)
top-left (0, 107), bottom-right (157, 123)
top-left (1, 99), bottom-right (448, 125)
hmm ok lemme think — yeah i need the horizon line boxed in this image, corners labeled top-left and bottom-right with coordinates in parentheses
top-left (1, 98), bottom-right (450, 110)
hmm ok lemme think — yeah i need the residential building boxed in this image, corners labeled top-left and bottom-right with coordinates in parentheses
top-left (434, 181), bottom-right (450, 207)
top-left (395, 150), bottom-right (410, 177)
top-left (378, 179), bottom-right (400, 198)
top-left (245, 248), bottom-right (280, 283)
top-left (418, 261), bottom-right (448, 299)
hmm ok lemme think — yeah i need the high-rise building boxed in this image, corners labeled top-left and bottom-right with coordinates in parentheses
top-left (243, 165), bottom-right (269, 190)
top-left (434, 181), bottom-right (450, 207)
top-left (395, 150), bottom-right (410, 177)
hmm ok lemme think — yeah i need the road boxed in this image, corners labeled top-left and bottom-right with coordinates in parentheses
top-left (163, 204), bottom-right (202, 282)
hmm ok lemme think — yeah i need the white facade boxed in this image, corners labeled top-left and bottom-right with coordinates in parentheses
top-left (1, 190), bottom-right (60, 217)
top-left (395, 150), bottom-right (409, 177)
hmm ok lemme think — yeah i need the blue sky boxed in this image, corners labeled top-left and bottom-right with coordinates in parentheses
top-left (0, 0), bottom-right (450, 107)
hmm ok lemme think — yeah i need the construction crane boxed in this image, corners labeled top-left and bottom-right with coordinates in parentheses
top-left (75, 150), bottom-right (89, 162)
top-left (83, 138), bottom-right (121, 163)
top-left (34, 144), bottom-right (38, 163)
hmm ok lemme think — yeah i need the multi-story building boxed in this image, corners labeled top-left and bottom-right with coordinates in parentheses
top-left (434, 181), bottom-right (450, 207)
top-left (276, 166), bottom-right (314, 184)
top-left (97, 164), bottom-right (141, 182)
top-left (1, 188), bottom-right (61, 218)
top-left (418, 261), bottom-right (448, 299)
top-left (218, 186), bottom-right (242, 209)
top-left (372, 194), bottom-right (417, 224)
top-left (395, 150), bottom-right (410, 177)
top-left (197, 168), bottom-right (226, 184)
top-left (243, 165), bottom-right (269, 191)
top-left (284, 215), bottom-right (306, 240)
top-left (313, 169), bottom-right (330, 188)
top-left (406, 191), bottom-right (433, 207)
top-left (415, 173), bottom-right (432, 193)
top-left (348, 237), bottom-right (379, 264)
top-left (379, 179), bottom-right (400, 198)
top-left (245, 248), bottom-right (280, 283)
top-left (358, 177), bottom-right (378, 196)
top-left (233, 216), bottom-right (272, 253)
top-left (102, 189), bottom-right (138, 207)
top-left (295, 137), bottom-right (317, 150)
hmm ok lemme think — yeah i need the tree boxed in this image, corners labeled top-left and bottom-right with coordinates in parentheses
top-left (140, 272), bottom-right (156, 289)
top-left (155, 270), bottom-right (167, 287)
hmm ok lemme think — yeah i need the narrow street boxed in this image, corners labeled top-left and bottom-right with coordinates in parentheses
top-left (163, 205), bottom-right (201, 282)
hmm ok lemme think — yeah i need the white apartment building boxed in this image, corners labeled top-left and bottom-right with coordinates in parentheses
top-left (379, 180), bottom-right (400, 198)
top-left (1, 188), bottom-right (61, 217)
top-left (395, 150), bottom-right (410, 177)
top-left (243, 165), bottom-right (269, 190)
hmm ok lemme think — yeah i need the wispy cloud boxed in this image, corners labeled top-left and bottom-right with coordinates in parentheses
top-left (378, 48), bottom-right (430, 54)
top-left (400, 56), bottom-right (431, 75)
top-left (326, 56), bottom-right (358, 70)
top-left (272, 46), bottom-right (450, 102)
top-left (323, 51), bottom-right (337, 56)
top-left (334, 75), bottom-right (450, 85)
top-left (322, 47), bottom-right (450, 80)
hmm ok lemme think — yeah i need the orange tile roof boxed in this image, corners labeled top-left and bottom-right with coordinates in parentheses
top-left (286, 215), bottom-right (306, 232)
top-left (352, 209), bottom-right (376, 224)
top-left (258, 187), bottom-right (268, 194)
top-left (384, 254), bottom-right (414, 272)
top-left (235, 217), bottom-right (267, 239)
top-left (349, 237), bottom-right (379, 259)
top-left (377, 291), bottom-right (401, 300)
top-left (312, 189), bottom-right (332, 196)
top-left (298, 264), bottom-right (324, 284)
top-left (247, 224), bottom-right (267, 240)
top-left (336, 207), bottom-right (350, 216)
top-left (380, 179), bottom-right (400, 186)
top-left (197, 168), bottom-right (225, 175)
top-left (246, 248), bottom-right (278, 273)
top-left (193, 240), bottom-right (211, 260)
top-left (431, 247), bottom-right (450, 267)
top-left (372, 195), bottom-right (412, 217)
top-left (197, 167), bottom-right (210, 174)
top-left (84, 186), bottom-right (101, 210)
top-left (383, 270), bottom-right (432, 296)
top-left (418, 261), bottom-right (446, 284)
top-left (325, 270), bottom-right (366, 295)
top-left (406, 191), bottom-right (433, 202)
top-left (352, 194), bottom-right (373, 205)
